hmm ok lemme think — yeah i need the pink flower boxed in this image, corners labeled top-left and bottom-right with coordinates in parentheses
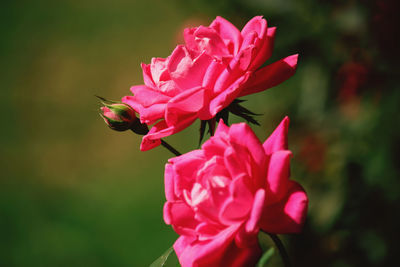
top-left (163, 117), bottom-right (308, 267)
top-left (122, 16), bottom-right (298, 151)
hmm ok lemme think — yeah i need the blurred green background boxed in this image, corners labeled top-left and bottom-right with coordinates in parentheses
top-left (1, 0), bottom-right (399, 266)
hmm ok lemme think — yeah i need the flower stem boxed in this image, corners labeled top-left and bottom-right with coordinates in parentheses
top-left (160, 139), bottom-right (182, 156)
top-left (267, 233), bottom-right (291, 267)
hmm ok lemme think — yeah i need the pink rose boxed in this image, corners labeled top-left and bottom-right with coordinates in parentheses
top-left (163, 117), bottom-right (308, 267)
top-left (122, 16), bottom-right (298, 151)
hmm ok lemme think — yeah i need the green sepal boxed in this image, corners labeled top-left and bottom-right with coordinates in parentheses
top-left (150, 246), bottom-right (180, 267)
top-left (256, 247), bottom-right (275, 267)
top-left (256, 231), bottom-right (276, 267)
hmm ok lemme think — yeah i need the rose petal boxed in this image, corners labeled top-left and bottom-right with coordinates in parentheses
top-left (126, 85), bottom-right (171, 106)
top-left (141, 63), bottom-right (156, 89)
top-left (266, 150), bottom-right (292, 203)
top-left (219, 174), bottom-right (253, 225)
top-left (263, 116), bottom-right (289, 154)
top-left (200, 72), bottom-right (250, 119)
top-left (259, 180), bottom-right (308, 234)
top-left (165, 163), bottom-right (176, 201)
top-left (239, 54), bottom-right (298, 97)
top-left (188, 26), bottom-right (231, 58)
top-left (245, 188), bottom-right (266, 234)
top-left (202, 122), bottom-right (230, 158)
top-left (241, 16), bottom-right (267, 43)
top-left (223, 147), bottom-right (247, 180)
top-left (210, 16), bottom-right (242, 55)
top-left (174, 225), bottom-right (239, 267)
top-left (202, 59), bottom-right (225, 90)
top-left (168, 45), bottom-right (212, 90)
top-left (171, 150), bottom-right (205, 198)
top-left (213, 46), bottom-right (255, 95)
top-left (166, 86), bottom-right (205, 125)
top-left (164, 201), bottom-right (200, 236)
top-left (139, 114), bottom-right (197, 151)
top-left (249, 26), bottom-right (276, 70)
top-left (229, 123), bottom-right (266, 174)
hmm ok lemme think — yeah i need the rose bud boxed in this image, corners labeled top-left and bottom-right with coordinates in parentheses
top-left (100, 101), bottom-right (137, 132)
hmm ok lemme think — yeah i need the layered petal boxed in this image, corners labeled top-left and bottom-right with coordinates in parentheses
top-left (259, 181), bottom-right (308, 234)
top-left (140, 113), bottom-right (197, 151)
top-left (200, 72), bottom-right (250, 119)
top-left (210, 16), bottom-right (242, 55)
top-left (265, 150), bottom-right (292, 203)
top-left (263, 116), bottom-right (290, 154)
top-left (249, 27), bottom-right (276, 70)
top-left (174, 225), bottom-right (240, 267)
top-left (239, 54), bottom-right (298, 97)
top-left (166, 86), bottom-right (205, 125)
top-left (168, 46), bottom-right (212, 90)
top-left (241, 16), bottom-right (268, 43)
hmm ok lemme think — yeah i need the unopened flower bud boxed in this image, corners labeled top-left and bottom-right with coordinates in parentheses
top-left (99, 99), bottom-right (137, 132)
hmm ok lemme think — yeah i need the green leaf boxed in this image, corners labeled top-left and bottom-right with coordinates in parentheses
top-left (256, 247), bottom-right (275, 267)
top-left (149, 246), bottom-right (179, 267)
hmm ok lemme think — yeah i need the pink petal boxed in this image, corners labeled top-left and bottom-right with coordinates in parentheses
top-left (140, 114), bottom-right (197, 151)
top-left (229, 123), bottom-right (266, 174)
top-left (223, 147), bottom-right (247, 180)
top-left (164, 201), bottom-right (200, 236)
top-left (241, 16), bottom-right (267, 42)
top-left (226, 125), bottom-right (267, 189)
top-left (239, 54), bottom-right (298, 97)
top-left (240, 31), bottom-right (258, 54)
top-left (183, 27), bottom-right (198, 52)
top-left (249, 26), bottom-right (276, 70)
top-left (263, 116), bottom-right (289, 154)
top-left (245, 188), bottom-right (266, 234)
top-left (214, 119), bottom-right (230, 137)
top-left (123, 95), bottom-right (167, 125)
top-left (266, 150), bottom-right (292, 203)
top-left (149, 58), bottom-right (170, 84)
top-left (202, 124), bottom-right (230, 158)
top-left (165, 163), bottom-right (176, 201)
top-left (174, 225), bottom-right (239, 267)
top-left (221, 236), bottom-right (261, 267)
top-left (140, 134), bottom-right (162, 151)
top-left (219, 175), bottom-right (253, 225)
top-left (213, 46), bottom-right (255, 95)
top-left (165, 86), bottom-right (205, 125)
top-left (187, 26), bottom-right (231, 58)
top-left (196, 222), bottom-right (223, 241)
top-left (171, 150), bottom-right (206, 197)
top-left (168, 45), bottom-right (212, 90)
top-left (210, 16), bottom-right (242, 55)
top-left (201, 72), bottom-right (250, 119)
top-left (201, 59), bottom-right (225, 90)
top-left (126, 85), bottom-right (171, 107)
top-left (259, 180), bottom-right (308, 234)
top-left (141, 63), bottom-right (156, 89)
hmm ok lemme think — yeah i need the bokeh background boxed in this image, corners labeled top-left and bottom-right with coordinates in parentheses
top-left (1, 0), bottom-right (399, 266)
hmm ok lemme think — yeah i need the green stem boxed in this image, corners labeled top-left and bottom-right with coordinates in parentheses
top-left (160, 139), bottom-right (181, 156)
top-left (267, 233), bottom-right (291, 267)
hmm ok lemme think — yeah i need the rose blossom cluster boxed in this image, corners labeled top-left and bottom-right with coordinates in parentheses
top-left (100, 15), bottom-right (308, 267)
top-left (122, 16), bottom-right (298, 151)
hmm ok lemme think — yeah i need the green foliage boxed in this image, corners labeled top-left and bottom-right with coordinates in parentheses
top-left (256, 247), bottom-right (275, 267)
top-left (150, 247), bottom-right (179, 267)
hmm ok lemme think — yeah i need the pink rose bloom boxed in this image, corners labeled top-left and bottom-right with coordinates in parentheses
top-left (122, 16), bottom-right (298, 151)
top-left (163, 117), bottom-right (308, 267)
